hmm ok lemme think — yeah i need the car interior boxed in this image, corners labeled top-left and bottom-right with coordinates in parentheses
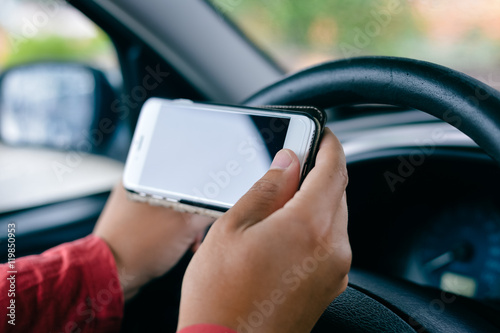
top-left (1, 0), bottom-right (500, 332)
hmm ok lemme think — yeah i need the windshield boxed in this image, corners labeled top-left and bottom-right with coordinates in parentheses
top-left (210, 0), bottom-right (500, 88)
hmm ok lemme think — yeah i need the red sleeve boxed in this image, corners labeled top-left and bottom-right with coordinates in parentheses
top-left (178, 324), bottom-right (237, 333)
top-left (0, 234), bottom-right (123, 333)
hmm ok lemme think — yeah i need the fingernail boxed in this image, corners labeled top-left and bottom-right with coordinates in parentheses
top-left (270, 150), bottom-right (293, 170)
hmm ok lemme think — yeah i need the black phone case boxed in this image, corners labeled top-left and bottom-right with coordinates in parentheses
top-left (257, 104), bottom-right (326, 186)
top-left (127, 102), bottom-right (327, 219)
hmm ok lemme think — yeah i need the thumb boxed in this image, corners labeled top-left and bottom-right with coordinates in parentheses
top-left (226, 149), bottom-right (301, 229)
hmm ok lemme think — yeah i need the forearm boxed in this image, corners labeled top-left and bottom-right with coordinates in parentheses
top-left (0, 235), bottom-right (123, 333)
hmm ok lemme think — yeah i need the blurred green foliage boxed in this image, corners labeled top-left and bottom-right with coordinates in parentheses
top-left (3, 30), bottom-right (111, 69)
top-left (215, 0), bottom-right (500, 72)
top-left (227, 0), bottom-right (418, 52)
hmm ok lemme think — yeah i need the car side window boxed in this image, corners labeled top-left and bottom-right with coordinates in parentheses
top-left (0, 0), bottom-right (125, 213)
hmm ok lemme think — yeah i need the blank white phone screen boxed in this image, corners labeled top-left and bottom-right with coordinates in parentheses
top-left (139, 105), bottom-right (290, 207)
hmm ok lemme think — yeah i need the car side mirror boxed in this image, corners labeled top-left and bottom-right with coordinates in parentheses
top-left (0, 62), bottom-right (117, 154)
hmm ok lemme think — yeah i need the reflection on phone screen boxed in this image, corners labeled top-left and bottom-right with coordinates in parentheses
top-left (139, 106), bottom-right (290, 207)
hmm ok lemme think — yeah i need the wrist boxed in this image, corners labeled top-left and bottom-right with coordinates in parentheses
top-left (116, 261), bottom-right (141, 301)
top-left (94, 234), bottom-right (142, 301)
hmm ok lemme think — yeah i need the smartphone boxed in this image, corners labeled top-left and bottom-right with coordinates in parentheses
top-left (123, 98), bottom-right (324, 217)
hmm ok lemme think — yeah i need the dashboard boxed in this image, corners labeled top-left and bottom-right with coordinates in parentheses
top-left (331, 107), bottom-right (500, 309)
top-left (403, 200), bottom-right (500, 300)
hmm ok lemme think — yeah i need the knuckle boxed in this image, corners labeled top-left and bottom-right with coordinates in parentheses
top-left (334, 243), bottom-right (352, 277)
top-left (335, 165), bottom-right (349, 189)
top-left (337, 275), bottom-right (349, 295)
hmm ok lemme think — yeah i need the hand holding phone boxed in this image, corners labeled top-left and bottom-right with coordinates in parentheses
top-left (178, 128), bottom-right (351, 332)
top-left (123, 98), bottom-right (325, 217)
top-left (93, 183), bottom-right (214, 301)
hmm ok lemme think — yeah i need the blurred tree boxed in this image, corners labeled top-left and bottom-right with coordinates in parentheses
top-left (229, 0), bottom-right (419, 67)
top-left (3, 30), bottom-right (111, 69)
top-left (236, 1), bottom-right (414, 43)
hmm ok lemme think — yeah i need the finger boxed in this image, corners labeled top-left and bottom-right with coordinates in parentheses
top-left (332, 192), bottom-right (348, 236)
top-left (190, 230), bottom-right (206, 252)
top-left (286, 128), bottom-right (348, 221)
top-left (225, 149), bottom-right (301, 229)
top-left (328, 192), bottom-right (352, 277)
top-left (325, 191), bottom-right (349, 248)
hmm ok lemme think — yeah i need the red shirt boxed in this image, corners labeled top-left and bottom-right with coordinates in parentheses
top-left (0, 235), bottom-right (235, 333)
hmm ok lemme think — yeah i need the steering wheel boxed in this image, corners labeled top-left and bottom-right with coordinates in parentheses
top-left (244, 57), bottom-right (500, 332)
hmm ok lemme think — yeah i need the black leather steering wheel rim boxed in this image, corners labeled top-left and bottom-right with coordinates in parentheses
top-left (244, 56), bottom-right (500, 332)
top-left (245, 56), bottom-right (500, 164)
